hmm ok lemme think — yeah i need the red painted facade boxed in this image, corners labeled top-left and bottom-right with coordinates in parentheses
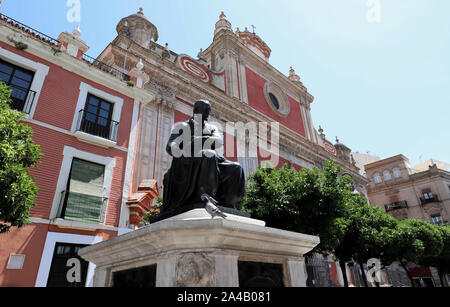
top-left (0, 22), bottom-right (140, 287)
top-left (245, 67), bottom-right (306, 138)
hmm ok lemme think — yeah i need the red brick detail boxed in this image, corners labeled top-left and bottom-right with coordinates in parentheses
top-left (127, 180), bottom-right (160, 227)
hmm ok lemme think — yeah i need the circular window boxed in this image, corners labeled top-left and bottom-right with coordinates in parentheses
top-left (264, 82), bottom-right (290, 117)
top-left (269, 93), bottom-right (280, 110)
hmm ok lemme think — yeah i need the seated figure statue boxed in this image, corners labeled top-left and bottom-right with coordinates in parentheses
top-left (159, 100), bottom-right (246, 219)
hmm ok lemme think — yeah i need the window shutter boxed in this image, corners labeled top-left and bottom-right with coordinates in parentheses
top-left (64, 159), bottom-right (105, 223)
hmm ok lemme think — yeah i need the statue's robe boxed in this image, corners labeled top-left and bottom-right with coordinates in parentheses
top-left (160, 119), bottom-right (246, 217)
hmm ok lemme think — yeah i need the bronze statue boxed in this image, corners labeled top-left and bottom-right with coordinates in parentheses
top-left (159, 100), bottom-right (246, 220)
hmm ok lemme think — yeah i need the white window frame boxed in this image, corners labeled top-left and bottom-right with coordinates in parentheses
top-left (0, 46), bottom-right (49, 118)
top-left (49, 146), bottom-right (116, 224)
top-left (35, 232), bottom-right (102, 287)
top-left (71, 82), bottom-right (123, 147)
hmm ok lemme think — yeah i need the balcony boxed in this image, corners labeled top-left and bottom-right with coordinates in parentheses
top-left (420, 194), bottom-right (440, 206)
top-left (6, 84), bottom-right (37, 114)
top-left (74, 109), bottom-right (119, 147)
top-left (384, 201), bottom-right (408, 212)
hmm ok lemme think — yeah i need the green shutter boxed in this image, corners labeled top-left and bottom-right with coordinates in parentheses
top-left (64, 159), bottom-right (105, 223)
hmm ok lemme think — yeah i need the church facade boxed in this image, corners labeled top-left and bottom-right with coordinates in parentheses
top-left (0, 9), bottom-right (369, 287)
top-left (99, 9), bottom-right (368, 227)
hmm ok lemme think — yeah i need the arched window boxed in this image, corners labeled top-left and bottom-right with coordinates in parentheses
top-left (383, 170), bottom-right (392, 181)
top-left (393, 168), bottom-right (401, 178)
top-left (373, 173), bottom-right (382, 184)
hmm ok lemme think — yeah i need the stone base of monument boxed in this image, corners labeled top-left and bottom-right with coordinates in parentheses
top-left (78, 209), bottom-right (320, 287)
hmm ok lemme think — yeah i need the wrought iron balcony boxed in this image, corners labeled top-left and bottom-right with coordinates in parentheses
top-left (420, 194), bottom-right (440, 205)
top-left (75, 109), bottom-right (119, 142)
top-left (6, 84), bottom-right (37, 114)
top-left (384, 200), bottom-right (408, 212)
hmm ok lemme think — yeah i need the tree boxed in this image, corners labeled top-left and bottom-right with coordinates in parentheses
top-left (382, 219), bottom-right (444, 287)
top-left (419, 224), bottom-right (450, 287)
top-left (0, 83), bottom-right (41, 233)
top-left (240, 161), bottom-right (353, 257)
top-left (332, 194), bottom-right (399, 287)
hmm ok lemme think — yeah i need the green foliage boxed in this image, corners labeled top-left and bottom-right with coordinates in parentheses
top-left (241, 161), bottom-right (354, 254)
top-left (0, 83), bottom-right (42, 233)
top-left (141, 196), bottom-right (163, 225)
top-left (241, 158), bottom-right (450, 287)
top-left (382, 219), bottom-right (443, 267)
top-left (334, 194), bottom-right (399, 266)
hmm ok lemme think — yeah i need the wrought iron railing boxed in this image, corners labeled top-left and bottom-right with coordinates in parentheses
top-left (0, 13), bottom-right (60, 46)
top-left (81, 54), bottom-right (130, 82)
top-left (420, 194), bottom-right (440, 205)
top-left (5, 83), bottom-right (37, 114)
top-left (75, 109), bottom-right (119, 142)
top-left (384, 200), bottom-right (408, 212)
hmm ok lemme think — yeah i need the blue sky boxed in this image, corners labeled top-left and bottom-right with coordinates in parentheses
top-left (2, 0), bottom-right (449, 166)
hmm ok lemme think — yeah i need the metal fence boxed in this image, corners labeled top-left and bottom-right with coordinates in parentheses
top-left (305, 256), bottom-right (338, 287)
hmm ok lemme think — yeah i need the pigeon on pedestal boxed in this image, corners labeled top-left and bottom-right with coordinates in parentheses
top-left (201, 194), bottom-right (227, 219)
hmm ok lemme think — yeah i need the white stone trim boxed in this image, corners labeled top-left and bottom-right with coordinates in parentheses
top-left (299, 104), bottom-right (310, 141)
top-left (29, 217), bottom-right (119, 231)
top-left (0, 46), bottom-right (49, 118)
top-left (118, 99), bottom-right (140, 229)
top-left (70, 82), bottom-right (124, 137)
top-left (23, 118), bottom-right (128, 153)
top-left (73, 131), bottom-right (117, 148)
top-left (49, 146), bottom-right (116, 223)
top-left (35, 232), bottom-right (102, 287)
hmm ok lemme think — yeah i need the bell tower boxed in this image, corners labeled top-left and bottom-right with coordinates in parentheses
top-left (116, 8), bottom-right (159, 49)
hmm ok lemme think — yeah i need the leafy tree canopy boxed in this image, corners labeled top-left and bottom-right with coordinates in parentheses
top-left (0, 83), bottom-right (41, 233)
top-left (240, 161), bottom-right (354, 254)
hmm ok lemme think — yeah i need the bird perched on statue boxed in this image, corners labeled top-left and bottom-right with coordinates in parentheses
top-left (201, 194), bottom-right (227, 219)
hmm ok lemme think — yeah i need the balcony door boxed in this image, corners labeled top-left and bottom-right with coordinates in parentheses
top-left (80, 94), bottom-right (114, 140)
top-left (0, 59), bottom-right (35, 112)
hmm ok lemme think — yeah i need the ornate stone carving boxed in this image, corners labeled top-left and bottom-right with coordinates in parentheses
top-left (175, 253), bottom-right (215, 287)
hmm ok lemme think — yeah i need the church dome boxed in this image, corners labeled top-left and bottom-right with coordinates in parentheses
top-left (236, 27), bottom-right (271, 62)
top-left (116, 8), bottom-right (159, 48)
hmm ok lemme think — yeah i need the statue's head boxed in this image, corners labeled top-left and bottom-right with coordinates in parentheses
top-left (193, 100), bottom-right (211, 122)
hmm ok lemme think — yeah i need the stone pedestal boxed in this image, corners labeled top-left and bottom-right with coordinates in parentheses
top-left (78, 209), bottom-right (320, 287)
